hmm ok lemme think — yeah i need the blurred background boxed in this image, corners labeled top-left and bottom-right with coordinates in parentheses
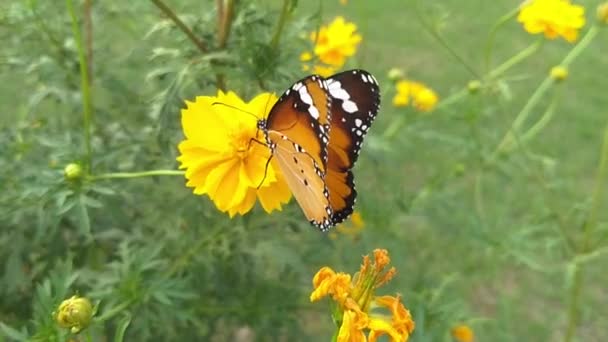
top-left (1, 0), bottom-right (607, 341)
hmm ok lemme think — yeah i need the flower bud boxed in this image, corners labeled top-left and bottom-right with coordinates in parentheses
top-left (550, 66), bottom-right (568, 82)
top-left (467, 80), bottom-right (482, 94)
top-left (64, 163), bottom-right (83, 181)
top-left (387, 68), bottom-right (404, 81)
top-left (55, 295), bottom-right (93, 333)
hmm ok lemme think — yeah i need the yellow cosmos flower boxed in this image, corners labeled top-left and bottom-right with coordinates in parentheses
top-left (451, 324), bottom-right (474, 342)
top-left (599, 2), bottom-right (608, 24)
top-left (177, 91), bottom-right (291, 217)
top-left (301, 17), bottom-right (362, 76)
top-left (311, 249), bottom-right (415, 342)
top-left (311, 16), bottom-right (362, 67)
top-left (393, 80), bottom-right (439, 112)
top-left (517, 0), bottom-right (586, 43)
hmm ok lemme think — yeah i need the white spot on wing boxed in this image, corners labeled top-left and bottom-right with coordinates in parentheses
top-left (298, 86), bottom-right (320, 119)
top-left (354, 118), bottom-right (363, 127)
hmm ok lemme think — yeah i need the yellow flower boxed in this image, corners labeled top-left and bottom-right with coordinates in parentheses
top-left (330, 211), bottom-right (365, 240)
top-left (517, 0), bottom-right (586, 43)
top-left (597, 2), bottom-right (608, 24)
top-left (340, 0), bottom-right (348, 5)
top-left (393, 80), bottom-right (439, 112)
top-left (177, 91), bottom-right (291, 217)
top-left (451, 324), bottom-right (474, 342)
top-left (55, 295), bottom-right (94, 334)
top-left (311, 16), bottom-right (362, 67)
top-left (311, 249), bottom-right (415, 342)
top-left (301, 16), bottom-right (361, 75)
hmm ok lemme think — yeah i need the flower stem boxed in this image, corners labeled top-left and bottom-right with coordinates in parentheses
top-left (270, 0), bottom-right (292, 49)
top-left (95, 300), bottom-right (134, 322)
top-left (89, 170), bottom-right (184, 180)
top-left (414, 0), bottom-right (479, 78)
top-left (149, 0), bottom-right (208, 53)
top-left (564, 124), bottom-right (608, 342)
top-left (495, 26), bottom-right (600, 155)
top-left (67, 0), bottom-right (93, 172)
top-left (484, 5), bottom-right (520, 73)
top-left (488, 39), bottom-right (542, 80)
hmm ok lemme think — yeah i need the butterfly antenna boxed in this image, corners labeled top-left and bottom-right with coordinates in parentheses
top-left (211, 102), bottom-right (260, 121)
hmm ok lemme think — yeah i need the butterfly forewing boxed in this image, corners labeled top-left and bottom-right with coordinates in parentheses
top-left (262, 74), bottom-right (333, 230)
top-left (325, 69), bottom-right (380, 224)
top-left (265, 75), bottom-right (332, 171)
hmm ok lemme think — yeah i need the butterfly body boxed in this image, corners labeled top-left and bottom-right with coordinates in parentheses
top-left (259, 70), bottom-right (380, 231)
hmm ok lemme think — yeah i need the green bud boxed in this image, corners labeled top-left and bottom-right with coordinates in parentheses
top-left (467, 80), bottom-right (482, 94)
top-left (55, 295), bottom-right (93, 334)
top-left (64, 163), bottom-right (83, 181)
top-left (387, 68), bottom-right (405, 81)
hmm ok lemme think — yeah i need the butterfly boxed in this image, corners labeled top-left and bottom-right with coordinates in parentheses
top-left (258, 69), bottom-right (380, 231)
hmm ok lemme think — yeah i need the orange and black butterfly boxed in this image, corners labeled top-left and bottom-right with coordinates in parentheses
top-left (258, 69), bottom-right (380, 231)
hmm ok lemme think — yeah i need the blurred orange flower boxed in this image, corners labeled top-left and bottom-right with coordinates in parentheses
top-left (451, 324), bottom-right (474, 342)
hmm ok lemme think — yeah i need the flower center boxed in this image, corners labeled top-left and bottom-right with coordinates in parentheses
top-left (230, 124), bottom-right (255, 160)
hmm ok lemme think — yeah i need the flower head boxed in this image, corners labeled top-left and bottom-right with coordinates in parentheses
top-left (393, 80), bottom-right (439, 112)
top-left (451, 324), bottom-right (475, 342)
top-left (301, 17), bottom-right (362, 75)
top-left (54, 295), bottom-right (93, 334)
top-left (517, 0), bottom-right (586, 43)
top-left (177, 91), bottom-right (291, 217)
top-left (311, 249), bottom-right (414, 342)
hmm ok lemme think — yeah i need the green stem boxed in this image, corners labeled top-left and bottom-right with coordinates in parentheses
top-left (488, 39), bottom-right (542, 80)
top-left (89, 170), bottom-right (184, 180)
top-left (270, 0), bottom-right (291, 49)
top-left (67, 0), bottom-right (93, 172)
top-left (414, 0), bottom-right (479, 78)
top-left (150, 0), bottom-right (208, 53)
top-left (564, 124), bottom-right (608, 342)
top-left (495, 26), bottom-right (600, 155)
top-left (519, 93), bottom-right (557, 144)
top-left (484, 5), bottom-right (520, 73)
top-left (95, 300), bottom-right (134, 322)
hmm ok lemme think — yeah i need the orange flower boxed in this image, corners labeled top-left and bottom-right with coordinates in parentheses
top-left (452, 324), bottom-right (474, 342)
top-left (311, 249), bottom-right (415, 341)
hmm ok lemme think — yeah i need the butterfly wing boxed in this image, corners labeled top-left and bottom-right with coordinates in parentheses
top-left (325, 69), bottom-right (380, 224)
top-left (264, 75), bottom-right (334, 230)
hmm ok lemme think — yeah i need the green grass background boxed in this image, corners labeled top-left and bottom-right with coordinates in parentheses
top-left (1, 0), bottom-right (607, 341)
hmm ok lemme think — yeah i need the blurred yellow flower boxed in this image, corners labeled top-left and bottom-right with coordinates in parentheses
top-left (517, 0), bottom-right (585, 43)
top-left (312, 16), bottom-right (362, 67)
top-left (598, 2), bottom-right (608, 24)
top-left (393, 80), bottom-right (439, 112)
top-left (340, 0), bottom-right (348, 5)
top-left (177, 91), bottom-right (291, 217)
top-left (329, 211), bottom-right (365, 240)
top-left (311, 249), bottom-right (415, 342)
top-left (301, 17), bottom-right (361, 75)
top-left (451, 324), bottom-right (474, 342)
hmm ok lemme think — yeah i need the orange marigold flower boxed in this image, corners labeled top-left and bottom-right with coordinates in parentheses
top-left (311, 249), bottom-right (414, 341)
top-left (177, 91), bottom-right (291, 217)
top-left (393, 80), bottom-right (439, 112)
top-left (452, 324), bottom-right (474, 342)
top-left (517, 0), bottom-right (586, 43)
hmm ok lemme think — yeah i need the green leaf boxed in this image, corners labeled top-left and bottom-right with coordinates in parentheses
top-left (113, 315), bottom-right (131, 342)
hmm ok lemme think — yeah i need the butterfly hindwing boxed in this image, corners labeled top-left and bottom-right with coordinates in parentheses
top-left (325, 69), bottom-right (380, 224)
